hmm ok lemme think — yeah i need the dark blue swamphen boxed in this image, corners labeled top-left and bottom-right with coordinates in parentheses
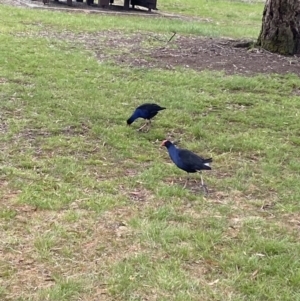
top-left (127, 103), bottom-right (166, 131)
top-left (161, 140), bottom-right (212, 193)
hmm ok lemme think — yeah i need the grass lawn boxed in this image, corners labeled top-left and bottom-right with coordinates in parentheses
top-left (1, 1), bottom-right (300, 300)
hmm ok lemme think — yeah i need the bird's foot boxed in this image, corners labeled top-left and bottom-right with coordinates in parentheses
top-left (137, 123), bottom-right (148, 132)
top-left (137, 128), bottom-right (148, 132)
top-left (138, 126), bottom-right (150, 133)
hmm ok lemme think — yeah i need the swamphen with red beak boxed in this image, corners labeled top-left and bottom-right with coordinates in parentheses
top-left (127, 103), bottom-right (166, 131)
top-left (161, 140), bottom-right (212, 193)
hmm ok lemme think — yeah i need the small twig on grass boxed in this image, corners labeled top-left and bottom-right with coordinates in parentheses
top-left (168, 31), bottom-right (176, 43)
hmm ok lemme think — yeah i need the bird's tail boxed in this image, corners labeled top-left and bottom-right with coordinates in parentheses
top-left (202, 158), bottom-right (212, 170)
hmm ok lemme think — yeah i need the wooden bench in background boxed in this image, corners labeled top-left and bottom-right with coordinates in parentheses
top-left (45, 0), bottom-right (157, 12)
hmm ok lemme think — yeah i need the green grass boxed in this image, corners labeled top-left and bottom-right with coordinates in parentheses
top-left (161, 0), bottom-right (264, 22)
top-left (1, 2), bottom-right (300, 301)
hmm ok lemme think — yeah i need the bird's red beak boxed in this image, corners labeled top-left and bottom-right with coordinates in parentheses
top-left (160, 140), bottom-right (167, 147)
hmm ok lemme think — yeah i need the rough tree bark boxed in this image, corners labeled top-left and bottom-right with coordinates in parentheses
top-left (257, 0), bottom-right (300, 55)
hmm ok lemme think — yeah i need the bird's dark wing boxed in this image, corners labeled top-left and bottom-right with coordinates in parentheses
top-left (178, 149), bottom-right (210, 171)
top-left (137, 103), bottom-right (166, 112)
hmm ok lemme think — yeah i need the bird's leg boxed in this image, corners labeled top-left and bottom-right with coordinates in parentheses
top-left (138, 120), bottom-right (148, 131)
top-left (146, 119), bottom-right (152, 131)
top-left (200, 173), bottom-right (208, 194)
top-left (183, 173), bottom-right (189, 189)
top-left (144, 120), bottom-right (151, 132)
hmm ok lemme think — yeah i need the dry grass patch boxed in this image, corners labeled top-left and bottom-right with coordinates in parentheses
top-left (0, 204), bottom-right (148, 300)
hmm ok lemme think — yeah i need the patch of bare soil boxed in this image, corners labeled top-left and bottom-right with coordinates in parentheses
top-left (16, 29), bottom-right (300, 76)
top-left (112, 34), bottom-right (300, 76)
top-left (152, 37), bottom-right (300, 75)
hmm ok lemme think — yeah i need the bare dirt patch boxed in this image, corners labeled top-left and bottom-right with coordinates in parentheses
top-left (151, 37), bottom-right (300, 75)
top-left (26, 29), bottom-right (300, 76)
top-left (109, 34), bottom-right (300, 76)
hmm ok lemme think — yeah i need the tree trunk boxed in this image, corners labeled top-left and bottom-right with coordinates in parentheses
top-left (257, 0), bottom-right (300, 55)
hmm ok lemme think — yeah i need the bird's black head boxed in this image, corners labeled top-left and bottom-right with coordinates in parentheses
top-left (126, 118), bottom-right (132, 125)
top-left (161, 140), bottom-right (173, 148)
